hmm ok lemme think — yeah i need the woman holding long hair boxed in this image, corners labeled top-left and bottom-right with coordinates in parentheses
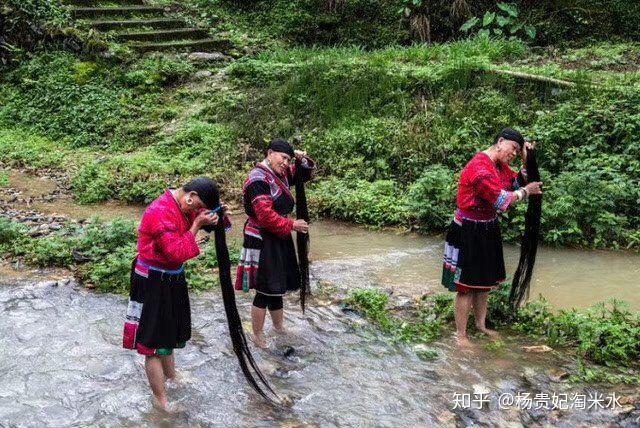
top-left (235, 139), bottom-right (315, 348)
top-left (442, 128), bottom-right (542, 346)
top-left (123, 177), bottom-right (224, 410)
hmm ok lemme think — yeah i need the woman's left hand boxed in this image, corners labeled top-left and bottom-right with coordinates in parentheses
top-left (294, 150), bottom-right (307, 160)
top-left (522, 141), bottom-right (537, 163)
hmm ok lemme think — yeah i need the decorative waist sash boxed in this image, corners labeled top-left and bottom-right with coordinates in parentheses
top-left (454, 208), bottom-right (497, 223)
top-left (135, 258), bottom-right (184, 278)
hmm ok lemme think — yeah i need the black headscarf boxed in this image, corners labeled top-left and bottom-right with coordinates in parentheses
top-left (183, 177), bottom-right (220, 210)
top-left (266, 139), bottom-right (295, 157)
top-left (495, 127), bottom-right (525, 148)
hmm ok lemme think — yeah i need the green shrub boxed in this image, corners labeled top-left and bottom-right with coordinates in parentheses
top-left (407, 165), bottom-right (456, 230)
top-left (0, 0), bottom-right (71, 64)
top-left (310, 178), bottom-right (409, 227)
top-left (305, 118), bottom-right (411, 181)
top-left (71, 162), bottom-right (115, 204)
top-left (0, 217), bottom-right (27, 253)
top-left (82, 245), bottom-right (137, 294)
top-left (0, 127), bottom-right (67, 168)
top-left (0, 52), bottom-right (160, 148)
top-left (122, 55), bottom-right (195, 88)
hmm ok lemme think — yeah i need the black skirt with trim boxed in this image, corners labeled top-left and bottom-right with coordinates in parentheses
top-left (255, 230), bottom-right (300, 296)
top-left (441, 218), bottom-right (505, 293)
top-left (130, 268), bottom-right (191, 349)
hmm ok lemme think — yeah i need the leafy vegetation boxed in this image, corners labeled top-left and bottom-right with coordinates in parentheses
top-left (0, 0), bottom-right (72, 65)
top-left (345, 285), bottom-right (640, 383)
top-left (0, 217), bottom-right (237, 294)
top-left (460, 3), bottom-right (536, 41)
top-left (2, 35), bottom-right (639, 249)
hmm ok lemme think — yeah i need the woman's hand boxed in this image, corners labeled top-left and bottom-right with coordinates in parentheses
top-left (194, 210), bottom-right (219, 229)
top-left (293, 219), bottom-right (309, 234)
top-left (521, 140), bottom-right (537, 164)
top-left (294, 150), bottom-right (307, 161)
top-left (524, 181), bottom-right (543, 196)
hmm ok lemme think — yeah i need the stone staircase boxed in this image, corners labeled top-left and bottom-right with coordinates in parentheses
top-left (64, 0), bottom-right (232, 53)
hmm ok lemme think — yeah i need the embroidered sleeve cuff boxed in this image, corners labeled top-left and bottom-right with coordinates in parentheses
top-left (494, 189), bottom-right (519, 213)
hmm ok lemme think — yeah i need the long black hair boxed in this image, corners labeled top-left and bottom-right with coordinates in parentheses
top-left (198, 179), bottom-right (279, 405)
top-left (509, 147), bottom-right (542, 309)
top-left (295, 158), bottom-right (311, 312)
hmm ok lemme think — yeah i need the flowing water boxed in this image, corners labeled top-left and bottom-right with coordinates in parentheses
top-left (1, 177), bottom-right (639, 426)
top-left (1, 278), bottom-right (638, 427)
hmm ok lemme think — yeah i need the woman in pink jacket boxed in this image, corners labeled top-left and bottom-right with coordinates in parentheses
top-left (123, 177), bottom-right (224, 410)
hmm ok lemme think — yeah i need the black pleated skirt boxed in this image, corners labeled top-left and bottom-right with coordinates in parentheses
top-left (129, 268), bottom-right (191, 350)
top-left (442, 218), bottom-right (505, 293)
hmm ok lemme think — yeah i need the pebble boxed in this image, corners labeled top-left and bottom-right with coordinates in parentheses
top-left (187, 52), bottom-right (231, 62)
top-left (194, 70), bottom-right (213, 79)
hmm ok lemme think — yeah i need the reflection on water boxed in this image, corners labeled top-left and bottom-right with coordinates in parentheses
top-left (1, 279), bottom-right (637, 426)
top-left (310, 220), bottom-right (640, 311)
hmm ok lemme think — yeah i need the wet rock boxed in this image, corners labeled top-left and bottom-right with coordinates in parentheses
top-left (283, 346), bottom-right (295, 358)
top-left (522, 345), bottom-right (553, 353)
top-left (413, 344), bottom-right (438, 360)
top-left (72, 250), bottom-right (91, 263)
top-left (436, 410), bottom-right (456, 426)
top-left (280, 395), bottom-right (294, 408)
top-left (619, 395), bottom-right (640, 405)
top-left (548, 368), bottom-right (569, 382)
top-left (28, 227), bottom-right (43, 237)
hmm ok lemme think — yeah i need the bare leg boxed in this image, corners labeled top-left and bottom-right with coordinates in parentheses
top-left (145, 356), bottom-right (168, 410)
top-left (161, 354), bottom-right (176, 380)
top-left (270, 308), bottom-right (286, 334)
top-left (454, 292), bottom-right (473, 346)
top-left (251, 305), bottom-right (268, 348)
top-left (473, 291), bottom-right (499, 338)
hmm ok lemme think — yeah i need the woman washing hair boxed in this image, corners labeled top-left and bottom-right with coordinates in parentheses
top-left (123, 177), bottom-right (223, 410)
top-left (235, 139), bottom-right (315, 348)
top-left (442, 128), bottom-right (543, 346)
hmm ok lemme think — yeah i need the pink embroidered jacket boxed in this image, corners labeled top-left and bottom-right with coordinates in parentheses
top-left (137, 190), bottom-right (201, 269)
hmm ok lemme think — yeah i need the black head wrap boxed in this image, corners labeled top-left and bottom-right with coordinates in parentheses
top-left (495, 127), bottom-right (525, 148)
top-left (183, 177), bottom-right (220, 210)
top-left (267, 139), bottom-right (295, 157)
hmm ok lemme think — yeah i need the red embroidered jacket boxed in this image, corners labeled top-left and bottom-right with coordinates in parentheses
top-left (137, 190), bottom-right (201, 269)
top-left (456, 152), bottom-right (526, 221)
top-left (242, 158), bottom-right (315, 239)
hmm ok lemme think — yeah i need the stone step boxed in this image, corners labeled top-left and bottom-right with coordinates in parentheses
top-left (70, 6), bottom-right (164, 19)
top-left (115, 28), bottom-right (209, 42)
top-left (84, 18), bottom-right (186, 31)
top-left (64, 0), bottom-right (145, 5)
top-left (130, 38), bottom-right (233, 53)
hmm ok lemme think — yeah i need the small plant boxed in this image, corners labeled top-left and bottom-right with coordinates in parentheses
top-left (460, 3), bottom-right (536, 41)
top-left (0, 171), bottom-right (9, 187)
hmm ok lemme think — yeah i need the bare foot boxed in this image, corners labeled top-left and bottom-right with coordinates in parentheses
top-left (476, 326), bottom-right (500, 339)
top-left (273, 326), bottom-right (287, 335)
top-left (152, 396), bottom-right (169, 412)
top-left (252, 333), bottom-right (268, 349)
top-left (456, 334), bottom-right (472, 348)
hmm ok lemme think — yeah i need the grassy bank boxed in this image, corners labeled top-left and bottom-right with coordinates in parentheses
top-left (0, 216), bottom-right (237, 293)
top-left (2, 38), bottom-right (639, 249)
top-left (344, 285), bottom-right (640, 384)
